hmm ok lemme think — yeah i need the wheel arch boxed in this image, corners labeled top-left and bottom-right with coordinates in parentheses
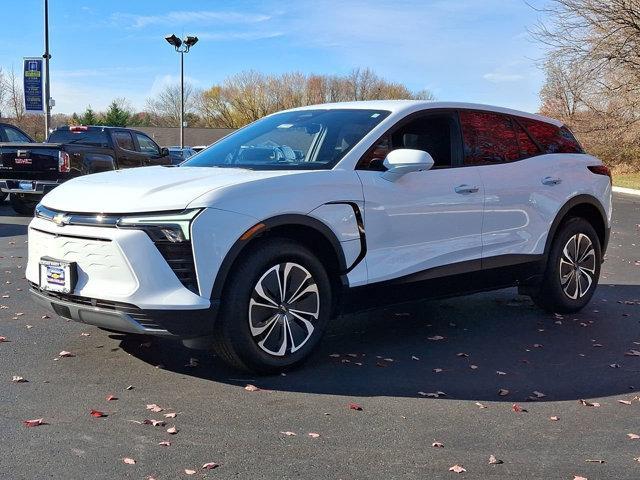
top-left (545, 194), bottom-right (609, 261)
top-left (209, 214), bottom-right (348, 302)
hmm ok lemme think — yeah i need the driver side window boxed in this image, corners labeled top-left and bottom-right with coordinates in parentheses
top-left (357, 112), bottom-right (458, 170)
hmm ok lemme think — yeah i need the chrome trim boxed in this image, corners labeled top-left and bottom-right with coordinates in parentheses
top-left (0, 179), bottom-right (59, 194)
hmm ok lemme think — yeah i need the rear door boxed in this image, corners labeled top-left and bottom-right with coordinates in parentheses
top-left (111, 130), bottom-right (143, 168)
top-left (357, 110), bottom-right (485, 284)
top-left (133, 132), bottom-right (171, 166)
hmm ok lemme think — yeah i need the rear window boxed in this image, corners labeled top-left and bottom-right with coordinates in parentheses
top-left (517, 118), bottom-right (583, 154)
top-left (47, 128), bottom-right (109, 147)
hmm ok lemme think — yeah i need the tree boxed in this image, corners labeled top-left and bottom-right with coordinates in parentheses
top-left (79, 106), bottom-right (98, 125)
top-left (145, 83), bottom-right (196, 127)
top-left (102, 99), bottom-right (131, 126)
top-left (0, 67), bottom-right (7, 119)
top-left (6, 66), bottom-right (25, 121)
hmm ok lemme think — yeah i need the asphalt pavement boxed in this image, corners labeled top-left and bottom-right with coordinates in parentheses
top-left (0, 193), bottom-right (639, 479)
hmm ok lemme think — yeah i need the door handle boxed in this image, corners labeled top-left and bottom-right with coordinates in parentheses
top-left (542, 176), bottom-right (562, 186)
top-left (454, 184), bottom-right (480, 194)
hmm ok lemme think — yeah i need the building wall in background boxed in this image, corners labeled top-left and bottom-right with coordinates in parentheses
top-left (134, 127), bottom-right (235, 147)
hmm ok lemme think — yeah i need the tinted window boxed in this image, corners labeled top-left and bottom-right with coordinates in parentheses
top-left (113, 131), bottom-right (135, 151)
top-left (48, 128), bottom-right (109, 147)
top-left (512, 120), bottom-right (539, 158)
top-left (518, 118), bottom-right (583, 154)
top-left (4, 126), bottom-right (31, 143)
top-left (135, 133), bottom-right (160, 155)
top-left (183, 109), bottom-right (390, 170)
top-left (460, 111), bottom-right (519, 165)
top-left (391, 114), bottom-right (455, 168)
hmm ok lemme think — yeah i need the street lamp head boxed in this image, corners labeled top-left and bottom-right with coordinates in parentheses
top-left (184, 36), bottom-right (199, 48)
top-left (165, 34), bottom-right (182, 49)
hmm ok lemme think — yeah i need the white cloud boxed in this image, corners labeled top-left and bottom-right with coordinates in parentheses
top-left (113, 10), bottom-right (271, 29)
top-left (483, 72), bottom-right (525, 83)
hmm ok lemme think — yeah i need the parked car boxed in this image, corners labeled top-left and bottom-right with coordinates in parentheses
top-left (0, 123), bottom-right (35, 203)
top-left (192, 145), bottom-right (208, 153)
top-left (0, 125), bottom-right (171, 215)
top-left (168, 146), bottom-right (196, 165)
top-left (26, 101), bottom-right (612, 373)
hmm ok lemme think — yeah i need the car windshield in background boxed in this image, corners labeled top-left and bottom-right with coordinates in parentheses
top-left (182, 109), bottom-right (390, 170)
top-left (47, 129), bottom-right (109, 147)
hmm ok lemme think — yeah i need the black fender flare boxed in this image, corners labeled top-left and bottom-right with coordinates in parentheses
top-left (83, 154), bottom-right (116, 174)
top-left (209, 214), bottom-right (348, 301)
top-left (544, 194), bottom-right (608, 257)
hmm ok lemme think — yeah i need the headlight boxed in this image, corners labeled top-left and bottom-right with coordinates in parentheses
top-left (117, 209), bottom-right (201, 243)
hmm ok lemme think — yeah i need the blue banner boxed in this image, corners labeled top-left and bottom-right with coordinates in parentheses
top-left (23, 57), bottom-right (44, 112)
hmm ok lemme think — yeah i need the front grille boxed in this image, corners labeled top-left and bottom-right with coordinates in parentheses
top-left (153, 241), bottom-right (198, 293)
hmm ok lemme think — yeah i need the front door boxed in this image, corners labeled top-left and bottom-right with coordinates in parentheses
top-left (357, 111), bottom-right (485, 284)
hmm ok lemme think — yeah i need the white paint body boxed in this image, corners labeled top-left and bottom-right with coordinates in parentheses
top-left (27, 101), bottom-right (613, 317)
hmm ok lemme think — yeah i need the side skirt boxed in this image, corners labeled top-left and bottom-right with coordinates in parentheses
top-left (339, 255), bottom-right (546, 315)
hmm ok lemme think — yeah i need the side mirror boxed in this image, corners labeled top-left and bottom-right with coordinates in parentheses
top-left (161, 147), bottom-right (169, 156)
top-left (382, 149), bottom-right (435, 181)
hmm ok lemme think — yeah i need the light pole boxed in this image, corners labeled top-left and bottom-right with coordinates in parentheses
top-left (43, 0), bottom-right (51, 135)
top-left (165, 34), bottom-right (198, 149)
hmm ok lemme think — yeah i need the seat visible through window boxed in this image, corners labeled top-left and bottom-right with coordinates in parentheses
top-left (391, 115), bottom-right (454, 168)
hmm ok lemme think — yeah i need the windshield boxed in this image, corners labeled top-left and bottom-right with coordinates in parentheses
top-left (182, 109), bottom-right (390, 170)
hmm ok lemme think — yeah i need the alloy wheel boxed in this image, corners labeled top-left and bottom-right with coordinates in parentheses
top-left (559, 233), bottom-right (596, 300)
top-left (248, 262), bottom-right (320, 356)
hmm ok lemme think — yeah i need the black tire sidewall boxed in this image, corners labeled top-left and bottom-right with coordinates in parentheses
top-left (10, 194), bottom-right (38, 216)
top-left (217, 238), bottom-right (332, 373)
top-left (541, 217), bottom-right (601, 313)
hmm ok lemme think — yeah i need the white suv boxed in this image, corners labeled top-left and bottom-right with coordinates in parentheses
top-left (27, 101), bottom-right (612, 373)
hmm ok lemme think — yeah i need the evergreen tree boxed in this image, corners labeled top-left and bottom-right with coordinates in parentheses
top-left (70, 112), bottom-right (80, 125)
top-left (102, 101), bottom-right (130, 127)
top-left (79, 106), bottom-right (98, 125)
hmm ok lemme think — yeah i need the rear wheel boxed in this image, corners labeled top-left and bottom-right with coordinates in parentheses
top-left (10, 193), bottom-right (38, 216)
top-left (532, 217), bottom-right (601, 313)
top-left (212, 238), bottom-right (333, 374)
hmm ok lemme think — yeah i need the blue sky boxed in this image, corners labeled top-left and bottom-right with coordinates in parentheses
top-left (0, 0), bottom-right (550, 115)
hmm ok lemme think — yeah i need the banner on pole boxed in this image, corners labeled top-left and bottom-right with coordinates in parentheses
top-left (23, 57), bottom-right (44, 113)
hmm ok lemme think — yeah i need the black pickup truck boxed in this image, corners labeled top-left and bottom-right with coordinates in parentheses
top-left (0, 125), bottom-right (172, 214)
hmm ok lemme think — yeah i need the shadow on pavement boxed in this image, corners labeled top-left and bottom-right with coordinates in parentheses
top-left (119, 283), bottom-right (640, 402)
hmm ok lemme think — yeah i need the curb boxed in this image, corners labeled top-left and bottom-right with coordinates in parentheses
top-left (613, 186), bottom-right (640, 196)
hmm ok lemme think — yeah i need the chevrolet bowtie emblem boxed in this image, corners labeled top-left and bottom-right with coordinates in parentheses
top-left (52, 213), bottom-right (70, 226)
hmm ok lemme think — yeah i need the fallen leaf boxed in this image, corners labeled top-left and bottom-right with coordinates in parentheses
top-left (618, 400), bottom-right (632, 405)
top-left (126, 385), bottom-right (134, 390)
top-left (143, 419), bottom-right (166, 427)
top-left (308, 432), bottom-right (320, 438)
top-left (532, 391), bottom-right (546, 399)
top-left (90, 409), bottom-right (106, 418)
top-left (164, 412), bottom-right (177, 418)
top-left (23, 418), bottom-right (45, 427)
top-left (488, 455), bottom-right (503, 465)
top-left (11, 375), bottom-right (27, 383)
top-left (329, 353), bottom-right (340, 358)
top-left (498, 389), bottom-right (510, 396)
top-left (550, 416), bottom-right (560, 421)
top-left (573, 476), bottom-right (588, 480)
top-left (158, 441), bottom-right (171, 447)
top-left (166, 426), bottom-right (178, 434)
top-left (123, 458), bottom-right (136, 465)
top-left (609, 363), bottom-right (621, 368)
top-left (348, 402), bottom-right (363, 411)
top-left (185, 357), bottom-right (199, 367)
top-left (625, 350), bottom-right (640, 356)
top-left (106, 395), bottom-right (118, 401)
top-left (449, 465), bottom-right (466, 473)
top-left (470, 365), bottom-right (479, 370)
top-left (456, 352), bottom-right (469, 357)
top-left (184, 469), bottom-right (196, 475)
top-left (428, 335), bottom-right (445, 341)
top-left (202, 462), bottom-right (219, 469)
top-left (41, 315), bottom-right (50, 319)
top-left (244, 384), bottom-right (260, 392)
top-left (411, 356), bottom-right (420, 361)
top-left (475, 402), bottom-right (487, 409)
top-left (58, 351), bottom-right (75, 358)
top-left (432, 442), bottom-right (444, 448)
top-left (80, 332), bottom-right (91, 337)
top-left (146, 404), bottom-right (163, 412)
top-left (585, 459), bottom-right (605, 464)
top-left (627, 433), bottom-right (640, 440)
top-left (579, 399), bottom-right (601, 407)
top-left (280, 431), bottom-right (297, 436)
top-left (1, 336), bottom-right (10, 342)
top-left (433, 368), bottom-right (443, 373)
top-left (512, 404), bottom-right (527, 413)
top-left (496, 371), bottom-right (507, 375)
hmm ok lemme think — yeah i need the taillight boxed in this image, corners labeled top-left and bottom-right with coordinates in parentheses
top-left (58, 151), bottom-right (70, 173)
top-left (588, 165), bottom-right (612, 182)
top-left (69, 125), bottom-right (88, 132)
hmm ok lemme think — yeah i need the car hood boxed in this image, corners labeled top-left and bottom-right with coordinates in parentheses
top-left (41, 166), bottom-right (299, 213)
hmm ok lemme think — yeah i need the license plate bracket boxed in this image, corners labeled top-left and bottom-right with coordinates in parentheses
top-left (39, 257), bottom-right (77, 294)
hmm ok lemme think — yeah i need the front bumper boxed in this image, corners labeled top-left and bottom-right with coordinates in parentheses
top-left (0, 179), bottom-right (59, 194)
top-left (30, 286), bottom-right (218, 338)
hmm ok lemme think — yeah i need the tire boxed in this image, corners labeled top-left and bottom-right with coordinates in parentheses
top-left (212, 237), bottom-right (333, 374)
top-left (532, 217), bottom-right (601, 313)
top-left (10, 193), bottom-right (38, 216)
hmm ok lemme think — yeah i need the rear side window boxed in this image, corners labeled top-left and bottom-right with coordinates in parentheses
top-left (113, 131), bottom-right (135, 151)
top-left (518, 118), bottom-right (583, 154)
top-left (459, 111), bottom-right (520, 165)
top-left (48, 128), bottom-right (109, 147)
top-left (512, 120), bottom-right (539, 158)
top-left (4, 126), bottom-right (31, 142)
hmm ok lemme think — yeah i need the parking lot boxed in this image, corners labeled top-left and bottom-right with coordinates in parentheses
top-left (0, 192), bottom-right (639, 479)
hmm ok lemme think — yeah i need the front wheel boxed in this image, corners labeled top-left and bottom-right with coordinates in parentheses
top-left (10, 193), bottom-right (39, 216)
top-left (532, 217), bottom-right (601, 313)
top-left (212, 238), bottom-right (333, 374)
